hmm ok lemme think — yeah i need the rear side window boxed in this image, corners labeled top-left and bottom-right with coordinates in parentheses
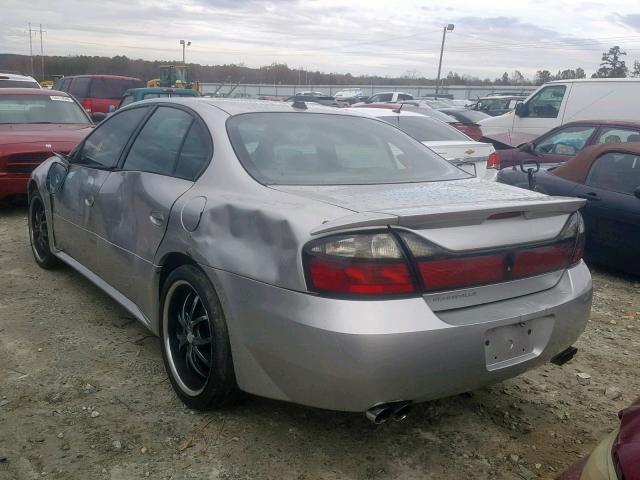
top-left (586, 152), bottom-right (640, 195)
top-left (119, 95), bottom-right (134, 107)
top-left (89, 78), bottom-right (144, 100)
top-left (175, 121), bottom-right (211, 180)
top-left (77, 107), bottom-right (149, 168)
top-left (398, 94), bottom-right (413, 101)
top-left (595, 128), bottom-right (640, 144)
top-left (123, 106), bottom-right (193, 175)
top-left (370, 93), bottom-right (393, 102)
top-left (68, 78), bottom-right (91, 100)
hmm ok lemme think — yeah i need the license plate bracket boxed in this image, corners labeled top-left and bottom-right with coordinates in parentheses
top-left (484, 318), bottom-right (552, 371)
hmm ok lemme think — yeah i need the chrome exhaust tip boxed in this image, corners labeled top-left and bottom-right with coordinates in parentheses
top-left (365, 401), bottom-right (412, 424)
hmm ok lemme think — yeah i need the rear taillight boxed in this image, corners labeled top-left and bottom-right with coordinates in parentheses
top-left (487, 152), bottom-right (500, 169)
top-left (303, 213), bottom-right (585, 297)
top-left (304, 233), bottom-right (416, 296)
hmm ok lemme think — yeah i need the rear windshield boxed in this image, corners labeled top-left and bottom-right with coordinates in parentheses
top-left (226, 112), bottom-right (467, 185)
top-left (377, 115), bottom-right (469, 142)
top-left (0, 95), bottom-right (90, 124)
top-left (89, 78), bottom-right (144, 99)
top-left (0, 80), bottom-right (40, 89)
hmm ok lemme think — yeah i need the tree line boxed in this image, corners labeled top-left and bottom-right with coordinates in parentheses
top-left (1, 45), bottom-right (639, 86)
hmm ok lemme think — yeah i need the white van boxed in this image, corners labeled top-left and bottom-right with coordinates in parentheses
top-left (478, 79), bottom-right (640, 146)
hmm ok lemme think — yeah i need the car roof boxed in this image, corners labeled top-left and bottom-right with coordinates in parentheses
top-left (348, 107), bottom-right (425, 118)
top-left (124, 87), bottom-right (197, 95)
top-left (371, 91), bottom-right (410, 95)
top-left (560, 120), bottom-right (640, 129)
top-left (0, 72), bottom-right (38, 82)
top-left (59, 74), bottom-right (142, 81)
top-left (552, 142), bottom-right (640, 183)
top-left (547, 78), bottom-right (640, 84)
top-left (0, 88), bottom-right (70, 96)
top-left (131, 97), bottom-right (381, 118)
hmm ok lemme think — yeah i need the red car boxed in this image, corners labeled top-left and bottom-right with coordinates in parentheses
top-left (558, 398), bottom-right (640, 480)
top-left (0, 88), bottom-right (93, 201)
top-left (488, 120), bottom-right (640, 171)
top-left (52, 75), bottom-right (144, 117)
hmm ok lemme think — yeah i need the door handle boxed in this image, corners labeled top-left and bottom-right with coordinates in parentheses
top-left (149, 211), bottom-right (165, 226)
top-left (84, 195), bottom-right (95, 206)
top-left (576, 192), bottom-right (601, 201)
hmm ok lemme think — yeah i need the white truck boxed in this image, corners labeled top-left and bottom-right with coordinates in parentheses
top-left (479, 78), bottom-right (640, 146)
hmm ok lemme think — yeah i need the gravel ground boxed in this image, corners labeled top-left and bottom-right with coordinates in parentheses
top-left (1, 204), bottom-right (638, 480)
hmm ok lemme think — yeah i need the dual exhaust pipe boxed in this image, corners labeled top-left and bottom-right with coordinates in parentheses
top-left (365, 401), bottom-right (412, 424)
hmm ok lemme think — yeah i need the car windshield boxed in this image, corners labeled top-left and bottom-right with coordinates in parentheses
top-left (0, 80), bottom-right (40, 89)
top-left (0, 95), bottom-right (90, 124)
top-left (227, 112), bottom-right (468, 185)
top-left (377, 115), bottom-right (469, 142)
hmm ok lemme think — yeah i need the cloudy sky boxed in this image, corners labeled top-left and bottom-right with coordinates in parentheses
top-left (2, 0), bottom-right (640, 79)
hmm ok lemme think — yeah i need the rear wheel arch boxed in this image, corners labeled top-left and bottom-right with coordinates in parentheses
top-left (27, 180), bottom-right (39, 200)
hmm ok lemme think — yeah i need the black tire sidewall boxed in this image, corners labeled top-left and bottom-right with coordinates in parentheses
top-left (160, 264), bottom-right (237, 410)
top-left (28, 191), bottom-right (60, 270)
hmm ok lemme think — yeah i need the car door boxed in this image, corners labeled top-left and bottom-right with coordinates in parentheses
top-left (91, 105), bottom-right (212, 306)
top-left (573, 151), bottom-right (640, 269)
top-left (50, 106), bottom-right (150, 273)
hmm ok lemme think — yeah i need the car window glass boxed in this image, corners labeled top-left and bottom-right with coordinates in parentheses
top-left (227, 112), bottom-right (466, 185)
top-left (525, 85), bottom-right (566, 118)
top-left (89, 78), bottom-right (143, 100)
top-left (535, 126), bottom-right (596, 155)
top-left (174, 121), bottom-right (211, 180)
top-left (586, 152), bottom-right (640, 195)
top-left (59, 78), bottom-right (71, 91)
top-left (398, 94), bottom-right (412, 101)
top-left (76, 107), bottom-right (149, 168)
top-left (68, 77), bottom-right (91, 100)
top-left (378, 115), bottom-right (468, 142)
top-left (123, 106), bottom-right (193, 175)
top-left (120, 95), bottom-right (134, 107)
top-left (595, 128), bottom-right (640, 144)
top-left (371, 93), bottom-right (392, 102)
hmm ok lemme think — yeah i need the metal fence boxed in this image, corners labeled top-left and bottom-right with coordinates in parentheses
top-left (199, 83), bottom-right (538, 100)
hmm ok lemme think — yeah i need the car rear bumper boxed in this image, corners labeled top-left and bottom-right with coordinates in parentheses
top-left (0, 174), bottom-right (29, 199)
top-left (205, 261), bottom-right (592, 412)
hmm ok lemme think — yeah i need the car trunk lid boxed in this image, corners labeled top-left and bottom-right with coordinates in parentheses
top-left (423, 140), bottom-right (494, 178)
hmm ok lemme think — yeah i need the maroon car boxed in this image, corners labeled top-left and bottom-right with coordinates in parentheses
top-left (558, 397), bottom-right (640, 480)
top-left (488, 120), bottom-right (640, 171)
top-left (0, 88), bottom-right (93, 201)
top-left (52, 75), bottom-right (144, 117)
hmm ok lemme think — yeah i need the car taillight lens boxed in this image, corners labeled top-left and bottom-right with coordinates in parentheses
top-left (304, 233), bottom-right (416, 296)
top-left (398, 212), bottom-right (585, 293)
top-left (303, 213), bottom-right (585, 297)
top-left (487, 152), bottom-right (500, 169)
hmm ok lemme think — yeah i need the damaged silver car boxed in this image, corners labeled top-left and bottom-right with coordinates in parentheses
top-left (28, 98), bottom-right (592, 423)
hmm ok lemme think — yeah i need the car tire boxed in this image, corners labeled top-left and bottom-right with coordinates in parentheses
top-left (28, 191), bottom-right (62, 270)
top-left (160, 265), bottom-right (239, 410)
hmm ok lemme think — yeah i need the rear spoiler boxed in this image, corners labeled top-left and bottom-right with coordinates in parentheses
top-left (311, 197), bottom-right (585, 235)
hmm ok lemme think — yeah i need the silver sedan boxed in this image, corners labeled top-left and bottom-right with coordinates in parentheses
top-left (28, 98), bottom-right (592, 423)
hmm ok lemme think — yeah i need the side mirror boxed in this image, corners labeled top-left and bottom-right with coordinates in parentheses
top-left (514, 102), bottom-right (526, 117)
top-left (46, 161), bottom-right (69, 195)
top-left (91, 112), bottom-right (107, 123)
top-left (108, 105), bottom-right (116, 113)
top-left (634, 186), bottom-right (640, 199)
top-left (517, 142), bottom-right (535, 154)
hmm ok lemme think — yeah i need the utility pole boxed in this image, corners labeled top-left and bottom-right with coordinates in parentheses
top-left (28, 23), bottom-right (34, 77)
top-left (39, 24), bottom-right (45, 80)
top-left (434, 23), bottom-right (454, 98)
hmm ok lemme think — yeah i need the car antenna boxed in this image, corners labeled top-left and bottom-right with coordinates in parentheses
top-left (392, 103), bottom-right (404, 114)
top-left (292, 100), bottom-right (308, 110)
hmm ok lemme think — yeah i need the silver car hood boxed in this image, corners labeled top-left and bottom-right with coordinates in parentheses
top-left (271, 179), bottom-right (585, 235)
